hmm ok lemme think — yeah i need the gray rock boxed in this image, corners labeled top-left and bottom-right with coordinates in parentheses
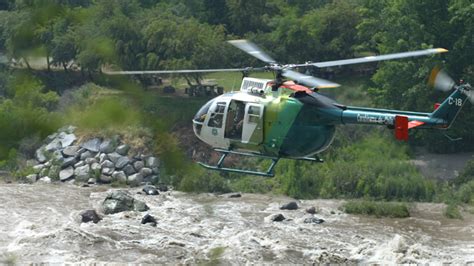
top-left (139, 167), bottom-right (153, 177)
top-left (80, 209), bottom-right (102, 223)
top-left (60, 133), bottom-right (76, 148)
top-left (156, 183), bottom-right (168, 192)
top-left (145, 156), bottom-right (160, 168)
top-left (52, 150), bottom-right (64, 162)
top-left (26, 159), bottom-right (38, 167)
top-left (115, 156), bottom-right (130, 169)
top-left (74, 161), bottom-right (86, 168)
top-left (270, 214), bottom-right (286, 222)
top-left (75, 165), bottom-right (91, 182)
top-left (61, 157), bottom-right (77, 169)
top-left (123, 164), bottom-right (136, 176)
top-left (99, 140), bottom-right (116, 153)
top-left (116, 144), bottom-right (130, 156)
top-left (99, 153), bottom-right (107, 163)
top-left (102, 190), bottom-right (149, 214)
top-left (38, 176), bottom-right (51, 183)
top-left (85, 158), bottom-right (97, 165)
top-left (44, 161), bottom-right (51, 167)
top-left (141, 214), bottom-right (157, 227)
top-left (58, 125), bottom-right (76, 134)
top-left (45, 139), bottom-right (61, 151)
top-left (133, 161), bottom-right (144, 171)
top-left (306, 206), bottom-right (317, 214)
top-left (303, 217), bottom-right (325, 224)
top-left (99, 175), bottom-right (112, 184)
top-left (101, 160), bottom-right (114, 169)
top-left (127, 173), bottom-right (143, 186)
top-left (32, 164), bottom-right (45, 174)
top-left (59, 166), bottom-right (74, 181)
top-left (62, 145), bottom-right (80, 157)
top-left (81, 138), bottom-right (102, 152)
top-left (26, 174), bottom-right (37, 183)
top-left (102, 167), bottom-right (114, 176)
top-left (87, 178), bottom-right (96, 184)
top-left (142, 185), bottom-right (159, 195)
top-left (46, 133), bottom-right (58, 142)
top-left (35, 147), bottom-right (48, 163)
top-left (280, 201), bottom-right (299, 210)
top-left (80, 151), bottom-right (95, 161)
top-left (151, 167), bottom-right (160, 175)
top-left (107, 152), bottom-right (121, 164)
top-left (112, 171), bottom-right (127, 182)
top-left (227, 193), bottom-right (242, 198)
top-left (91, 162), bottom-right (101, 172)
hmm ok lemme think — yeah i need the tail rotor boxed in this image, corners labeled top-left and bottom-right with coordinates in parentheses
top-left (429, 66), bottom-right (473, 103)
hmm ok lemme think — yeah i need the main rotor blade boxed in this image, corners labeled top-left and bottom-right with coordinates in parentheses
top-left (103, 68), bottom-right (250, 75)
top-left (299, 48), bottom-right (448, 68)
top-left (283, 70), bottom-right (340, 89)
top-left (228, 39), bottom-right (276, 64)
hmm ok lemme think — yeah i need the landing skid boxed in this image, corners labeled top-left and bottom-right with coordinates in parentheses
top-left (198, 149), bottom-right (324, 177)
top-left (198, 149), bottom-right (279, 177)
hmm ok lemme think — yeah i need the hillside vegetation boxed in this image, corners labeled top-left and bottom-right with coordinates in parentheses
top-left (0, 0), bottom-right (472, 210)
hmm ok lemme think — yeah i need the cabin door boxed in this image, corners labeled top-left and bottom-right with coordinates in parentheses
top-left (241, 103), bottom-right (264, 144)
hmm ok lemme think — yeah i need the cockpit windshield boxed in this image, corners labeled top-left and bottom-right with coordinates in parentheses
top-left (193, 99), bottom-right (214, 123)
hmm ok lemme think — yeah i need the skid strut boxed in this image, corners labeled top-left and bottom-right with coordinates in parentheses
top-left (198, 149), bottom-right (280, 177)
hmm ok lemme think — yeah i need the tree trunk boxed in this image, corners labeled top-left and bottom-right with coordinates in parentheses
top-left (62, 62), bottom-right (68, 72)
top-left (23, 57), bottom-right (32, 70)
top-left (46, 54), bottom-right (51, 72)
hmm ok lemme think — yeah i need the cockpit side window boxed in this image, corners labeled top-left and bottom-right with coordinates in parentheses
top-left (193, 99), bottom-right (213, 123)
top-left (208, 102), bottom-right (226, 128)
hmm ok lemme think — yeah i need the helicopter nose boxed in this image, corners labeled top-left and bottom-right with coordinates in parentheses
top-left (192, 99), bottom-right (214, 136)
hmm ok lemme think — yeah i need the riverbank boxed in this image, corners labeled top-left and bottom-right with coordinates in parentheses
top-left (0, 183), bottom-right (472, 264)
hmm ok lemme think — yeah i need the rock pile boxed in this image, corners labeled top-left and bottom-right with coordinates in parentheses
top-left (28, 126), bottom-right (161, 186)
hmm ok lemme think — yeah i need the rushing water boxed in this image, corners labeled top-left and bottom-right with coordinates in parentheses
top-left (0, 183), bottom-right (473, 264)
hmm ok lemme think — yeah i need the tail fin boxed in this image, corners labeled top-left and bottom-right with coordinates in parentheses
top-left (431, 88), bottom-right (468, 128)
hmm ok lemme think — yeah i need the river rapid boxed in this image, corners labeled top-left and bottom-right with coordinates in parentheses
top-left (0, 183), bottom-right (473, 264)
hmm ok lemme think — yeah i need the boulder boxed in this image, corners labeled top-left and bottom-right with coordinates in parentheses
top-left (59, 166), bottom-right (74, 181)
top-left (99, 140), bottom-right (116, 153)
top-left (39, 167), bottom-right (49, 178)
top-left (26, 174), bottom-right (37, 183)
top-left (306, 206), bottom-right (317, 214)
top-left (46, 132), bottom-right (58, 142)
top-left (270, 214), bottom-right (286, 222)
top-left (91, 162), bottom-right (101, 172)
top-left (227, 193), bottom-right (242, 198)
top-left (101, 160), bottom-right (114, 169)
top-left (123, 164), bottom-right (136, 176)
top-left (81, 138), bottom-right (102, 152)
top-left (102, 168), bottom-right (114, 176)
top-left (58, 125), bottom-right (76, 134)
top-left (60, 133), bottom-right (76, 148)
top-left (303, 217), bottom-right (325, 224)
top-left (107, 152), bottom-right (122, 164)
top-left (62, 145), bottom-right (80, 157)
top-left (45, 139), bottom-right (62, 152)
top-left (52, 150), bottom-right (64, 162)
top-left (80, 151), bottom-right (96, 161)
top-left (85, 158), bottom-right (97, 165)
top-left (133, 160), bottom-right (144, 171)
top-left (99, 153), bottom-right (107, 163)
top-left (141, 214), bottom-right (157, 227)
top-left (143, 185), bottom-right (159, 195)
top-left (61, 157), bottom-right (77, 169)
top-left (48, 165), bottom-right (60, 180)
top-left (87, 178), bottom-right (96, 184)
top-left (151, 167), bottom-right (160, 175)
top-left (35, 147), bottom-right (48, 163)
top-left (139, 167), bottom-right (153, 178)
top-left (102, 190), bottom-right (149, 214)
top-left (157, 183), bottom-right (168, 192)
top-left (145, 156), bottom-right (159, 168)
top-left (80, 210), bottom-right (102, 223)
top-left (38, 176), bottom-right (51, 183)
top-left (116, 144), bottom-right (130, 156)
top-left (99, 175), bottom-right (112, 184)
top-left (112, 171), bottom-right (127, 183)
top-left (115, 156), bottom-right (130, 169)
top-left (280, 201), bottom-right (299, 210)
top-left (75, 165), bottom-right (91, 182)
top-left (127, 173), bottom-right (143, 186)
top-left (74, 161), bottom-right (86, 168)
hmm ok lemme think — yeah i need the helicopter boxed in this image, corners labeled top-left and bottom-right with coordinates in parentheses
top-left (106, 40), bottom-right (472, 177)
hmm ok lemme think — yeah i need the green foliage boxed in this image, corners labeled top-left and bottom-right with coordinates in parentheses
top-left (444, 203), bottom-right (462, 219)
top-left (341, 200), bottom-right (410, 218)
top-left (178, 166), bottom-right (230, 193)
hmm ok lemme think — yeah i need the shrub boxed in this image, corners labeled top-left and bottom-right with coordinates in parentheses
top-left (341, 200), bottom-right (410, 218)
top-left (444, 203), bottom-right (462, 219)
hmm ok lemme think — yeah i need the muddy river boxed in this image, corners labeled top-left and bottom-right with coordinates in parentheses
top-left (0, 183), bottom-right (472, 264)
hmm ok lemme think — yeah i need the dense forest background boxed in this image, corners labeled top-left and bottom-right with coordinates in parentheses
top-left (0, 0), bottom-right (472, 206)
